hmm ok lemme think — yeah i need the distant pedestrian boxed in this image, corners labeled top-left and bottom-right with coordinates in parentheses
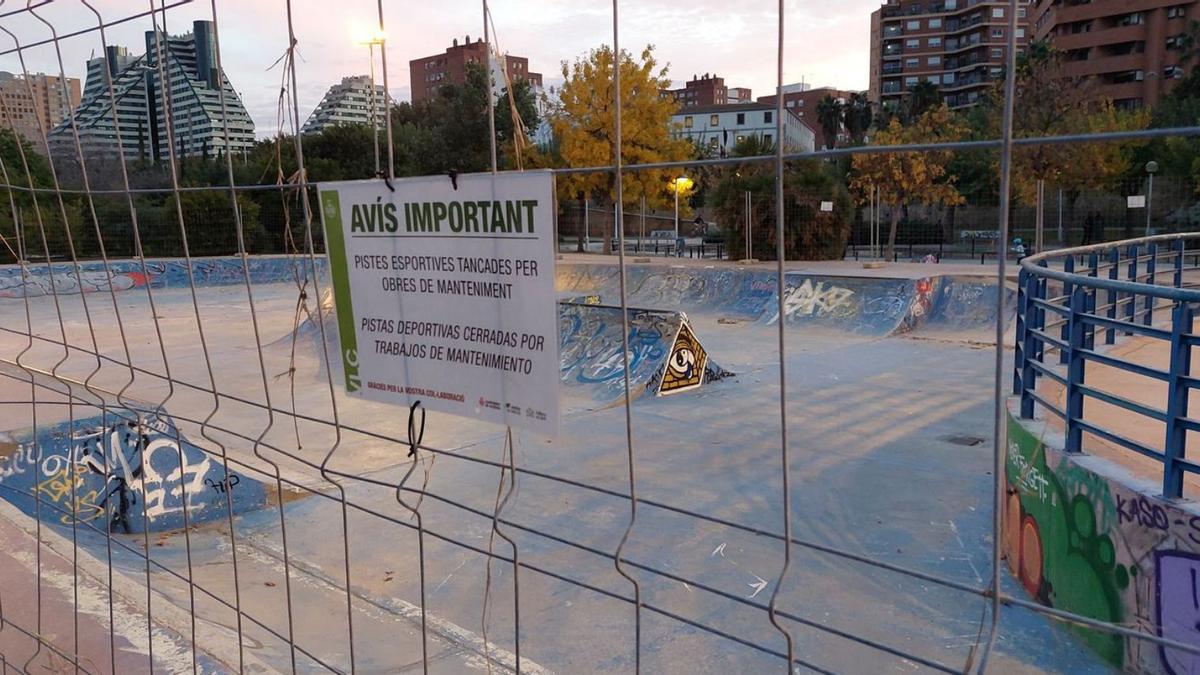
top-left (1012, 237), bottom-right (1026, 261)
top-left (1082, 212), bottom-right (1096, 246)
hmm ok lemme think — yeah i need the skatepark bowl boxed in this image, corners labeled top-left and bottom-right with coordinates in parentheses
top-left (0, 239), bottom-right (1179, 675)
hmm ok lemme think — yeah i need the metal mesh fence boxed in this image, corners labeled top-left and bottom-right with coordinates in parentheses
top-left (0, 1), bottom-right (1196, 674)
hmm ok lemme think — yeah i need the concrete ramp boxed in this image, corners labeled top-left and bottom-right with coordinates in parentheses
top-left (0, 405), bottom-right (268, 534)
top-left (558, 302), bottom-right (732, 406)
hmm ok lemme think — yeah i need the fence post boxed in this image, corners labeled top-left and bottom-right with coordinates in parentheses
top-left (1036, 261), bottom-right (1049, 367)
top-left (1163, 301), bottom-right (1194, 499)
top-left (1126, 244), bottom-right (1139, 335)
top-left (1176, 238), bottom-right (1186, 290)
top-left (1060, 256), bottom-right (1074, 365)
top-left (1107, 246), bottom-right (1120, 344)
top-left (1065, 286), bottom-right (1088, 454)
top-left (1020, 271), bottom-right (1040, 419)
top-left (1014, 268), bottom-right (1028, 396)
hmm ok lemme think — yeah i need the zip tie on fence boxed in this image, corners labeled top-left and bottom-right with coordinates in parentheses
top-left (397, 399), bottom-right (430, 673)
top-left (448, 169), bottom-right (459, 191)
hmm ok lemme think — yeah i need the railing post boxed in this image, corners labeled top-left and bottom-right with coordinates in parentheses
top-left (1163, 301), bottom-right (1194, 499)
top-left (1175, 238), bottom-right (1186, 290)
top-left (1126, 244), bottom-right (1139, 335)
top-left (1060, 256), bottom-right (1075, 365)
top-left (1107, 246), bottom-right (1119, 345)
top-left (1088, 252), bottom-right (1099, 348)
top-left (1065, 286), bottom-right (1088, 454)
top-left (1145, 242), bottom-right (1157, 326)
top-left (1022, 271), bottom-right (1042, 419)
top-left (1014, 267), bottom-right (1028, 396)
top-left (1085, 286), bottom-right (1097, 351)
top-left (1036, 261), bottom-right (1049, 367)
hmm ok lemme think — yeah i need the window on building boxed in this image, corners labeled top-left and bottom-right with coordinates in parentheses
top-left (992, 28), bottom-right (1004, 38)
top-left (684, 116), bottom-right (693, 128)
top-left (929, 37), bottom-right (943, 47)
top-left (905, 76), bottom-right (919, 87)
top-left (991, 47), bottom-right (1003, 59)
top-left (1167, 34), bottom-right (1187, 50)
top-left (1120, 12), bottom-right (1144, 26)
top-left (736, 135), bottom-right (746, 144)
top-left (943, 72), bottom-right (955, 85)
top-left (1166, 65), bottom-right (1185, 78)
top-left (1017, 28), bottom-right (1025, 38)
top-left (929, 18), bottom-right (942, 29)
top-left (710, 114), bottom-right (719, 125)
top-left (907, 20), bottom-right (920, 30)
top-left (992, 7), bottom-right (1003, 18)
top-left (945, 0), bottom-right (956, 8)
top-left (1168, 5), bottom-right (1188, 19)
top-left (763, 134), bottom-right (772, 144)
top-left (736, 112), bottom-right (745, 125)
top-left (786, 100), bottom-right (795, 107)
top-left (906, 57), bottom-right (920, 69)
top-left (928, 56), bottom-right (942, 66)
top-left (765, 111), bottom-right (773, 123)
top-left (798, 99), bottom-right (805, 107)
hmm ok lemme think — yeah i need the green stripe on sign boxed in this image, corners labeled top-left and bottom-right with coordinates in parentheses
top-left (320, 190), bottom-right (361, 393)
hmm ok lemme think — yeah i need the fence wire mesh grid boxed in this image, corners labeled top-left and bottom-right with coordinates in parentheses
top-left (0, 0), bottom-right (1198, 674)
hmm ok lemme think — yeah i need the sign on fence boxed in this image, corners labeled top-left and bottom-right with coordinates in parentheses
top-left (319, 171), bottom-right (560, 434)
top-left (1128, 195), bottom-right (1147, 209)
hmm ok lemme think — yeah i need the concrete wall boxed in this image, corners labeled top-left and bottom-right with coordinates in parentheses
top-left (1005, 403), bottom-right (1200, 674)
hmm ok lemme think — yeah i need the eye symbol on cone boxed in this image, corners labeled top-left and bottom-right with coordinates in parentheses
top-left (670, 347), bottom-right (697, 379)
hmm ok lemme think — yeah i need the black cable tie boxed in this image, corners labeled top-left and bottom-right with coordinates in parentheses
top-left (447, 169), bottom-right (459, 190)
top-left (378, 171), bottom-right (395, 192)
top-left (407, 400), bottom-right (425, 457)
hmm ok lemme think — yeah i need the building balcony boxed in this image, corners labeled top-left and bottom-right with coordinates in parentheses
top-left (882, 62), bottom-right (905, 75)
top-left (1051, 23), bottom-right (1149, 51)
top-left (1062, 52), bottom-right (1148, 78)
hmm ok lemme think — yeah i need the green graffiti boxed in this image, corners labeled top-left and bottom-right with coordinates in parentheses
top-left (1006, 414), bottom-right (1124, 667)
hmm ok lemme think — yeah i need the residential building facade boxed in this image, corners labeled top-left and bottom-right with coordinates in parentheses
top-left (82, 46), bottom-right (136, 101)
top-left (1032, 0), bottom-right (1200, 109)
top-left (671, 102), bottom-right (816, 155)
top-left (0, 71), bottom-right (81, 150)
top-left (666, 73), bottom-right (753, 108)
top-left (869, 0), bottom-right (1033, 109)
top-left (758, 84), bottom-right (859, 149)
top-left (49, 20), bottom-right (255, 161)
top-left (409, 36), bottom-right (543, 104)
top-left (302, 75), bottom-right (388, 134)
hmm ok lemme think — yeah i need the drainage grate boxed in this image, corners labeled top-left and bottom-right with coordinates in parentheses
top-left (940, 434), bottom-right (985, 447)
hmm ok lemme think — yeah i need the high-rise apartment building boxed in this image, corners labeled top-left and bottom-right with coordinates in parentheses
top-left (0, 71), bottom-right (81, 150)
top-left (758, 84), bottom-right (859, 149)
top-left (1032, 0), bottom-right (1200, 109)
top-left (409, 36), bottom-right (543, 104)
top-left (302, 75), bottom-right (388, 135)
top-left (869, 0), bottom-right (1032, 110)
top-left (49, 20), bottom-right (255, 161)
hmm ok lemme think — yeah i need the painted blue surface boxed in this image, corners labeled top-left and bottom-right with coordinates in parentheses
top-left (0, 407), bottom-right (268, 533)
top-left (0, 255), bottom-right (326, 298)
top-left (556, 264), bottom-right (1012, 336)
top-left (1014, 235), bottom-right (1197, 498)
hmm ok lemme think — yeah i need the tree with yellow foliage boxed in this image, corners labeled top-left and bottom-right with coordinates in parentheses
top-left (849, 105), bottom-right (967, 261)
top-left (551, 45), bottom-right (693, 254)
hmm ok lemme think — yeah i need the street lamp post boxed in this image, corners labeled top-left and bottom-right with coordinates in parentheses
top-left (671, 176), bottom-right (692, 257)
top-left (1145, 160), bottom-right (1158, 236)
top-left (358, 30), bottom-right (386, 177)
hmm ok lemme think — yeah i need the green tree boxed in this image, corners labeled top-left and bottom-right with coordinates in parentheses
top-left (709, 157), bottom-right (853, 260)
top-left (816, 95), bottom-right (843, 150)
top-left (843, 93), bottom-right (873, 146)
top-left (551, 44), bottom-right (692, 254)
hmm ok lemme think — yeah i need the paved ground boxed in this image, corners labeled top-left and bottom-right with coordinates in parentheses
top-left (0, 260), bottom-right (1109, 673)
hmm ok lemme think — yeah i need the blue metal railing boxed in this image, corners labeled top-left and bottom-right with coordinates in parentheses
top-left (1014, 233), bottom-right (1200, 499)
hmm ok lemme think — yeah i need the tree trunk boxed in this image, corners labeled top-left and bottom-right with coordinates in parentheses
top-left (886, 207), bottom-right (901, 262)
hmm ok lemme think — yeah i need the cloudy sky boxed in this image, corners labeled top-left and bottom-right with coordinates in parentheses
top-left (0, 0), bottom-right (879, 137)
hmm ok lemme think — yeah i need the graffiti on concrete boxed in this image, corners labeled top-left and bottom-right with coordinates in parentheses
top-left (659, 321), bottom-right (708, 396)
top-left (766, 279), bottom-right (855, 324)
top-left (0, 409), bottom-right (266, 533)
top-left (1005, 412), bottom-right (1200, 673)
top-left (0, 256), bottom-right (326, 298)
